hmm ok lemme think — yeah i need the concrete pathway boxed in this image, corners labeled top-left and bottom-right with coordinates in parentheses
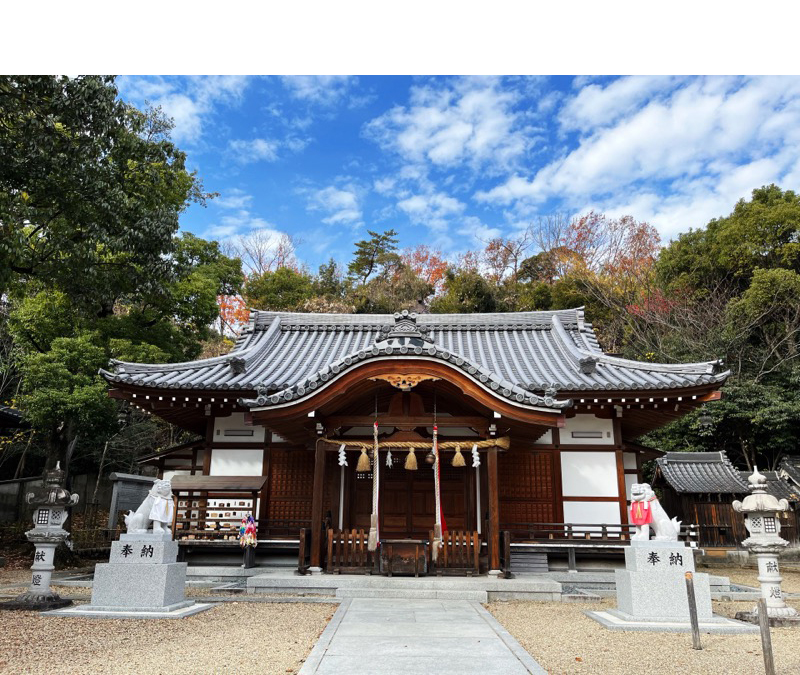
top-left (299, 597), bottom-right (546, 675)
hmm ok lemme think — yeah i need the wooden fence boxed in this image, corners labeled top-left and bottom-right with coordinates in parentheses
top-left (430, 530), bottom-right (480, 575)
top-left (326, 529), bottom-right (375, 574)
top-left (501, 521), bottom-right (699, 545)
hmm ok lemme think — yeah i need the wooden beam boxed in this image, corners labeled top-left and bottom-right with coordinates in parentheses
top-left (310, 443), bottom-right (326, 569)
top-left (323, 415), bottom-right (489, 430)
top-left (487, 447), bottom-right (500, 572)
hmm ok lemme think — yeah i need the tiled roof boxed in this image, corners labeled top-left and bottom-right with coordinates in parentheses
top-left (657, 452), bottom-right (749, 494)
top-left (100, 308), bottom-right (728, 412)
top-left (0, 405), bottom-right (27, 429)
top-left (780, 456), bottom-right (800, 488)
top-left (658, 452), bottom-right (799, 502)
top-left (740, 470), bottom-right (800, 502)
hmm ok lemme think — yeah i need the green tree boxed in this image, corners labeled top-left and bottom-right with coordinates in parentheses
top-left (351, 264), bottom-right (432, 314)
top-left (347, 229), bottom-right (400, 284)
top-left (1, 76), bottom-right (240, 471)
top-left (244, 266), bottom-right (314, 311)
top-left (657, 184), bottom-right (800, 295)
top-left (430, 269), bottom-right (499, 314)
top-left (0, 76), bottom-right (212, 312)
top-left (314, 258), bottom-right (348, 299)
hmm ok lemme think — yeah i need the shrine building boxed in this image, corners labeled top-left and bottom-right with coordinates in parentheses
top-left (101, 308), bottom-right (727, 574)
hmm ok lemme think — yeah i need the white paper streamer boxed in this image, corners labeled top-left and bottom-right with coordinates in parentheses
top-left (386, 449), bottom-right (393, 467)
top-left (471, 443), bottom-right (480, 468)
top-left (338, 443), bottom-right (348, 466)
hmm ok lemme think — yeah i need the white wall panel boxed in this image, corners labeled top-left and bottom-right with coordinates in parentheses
top-left (210, 449), bottom-right (263, 476)
top-left (560, 451), bottom-right (619, 497)
top-left (163, 469), bottom-right (191, 482)
top-left (623, 452), bottom-right (637, 470)
top-left (563, 501), bottom-right (621, 530)
top-left (534, 430), bottom-right (552, 445)
top-left (624, 473), bottom-right (637, 500)
top-left (560, 415), bottom-right (614, 445)
top-left (213, 413), bottom-right (265, 443)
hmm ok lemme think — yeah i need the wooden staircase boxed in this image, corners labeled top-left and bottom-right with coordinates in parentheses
top-left (509, 547), bottom-right (549, 574)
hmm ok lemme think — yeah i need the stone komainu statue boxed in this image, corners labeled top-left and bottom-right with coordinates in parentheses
top-left (124, 479), bottom-right (174, 535)
top-left (629, 483), bottom-right (681, 541)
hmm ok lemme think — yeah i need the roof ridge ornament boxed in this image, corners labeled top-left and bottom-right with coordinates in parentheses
top-left (375, 310), bottom-right (432, 349)
top-left (229, 356), bottom-right (246, 375)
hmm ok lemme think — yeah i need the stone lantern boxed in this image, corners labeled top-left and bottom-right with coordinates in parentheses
top-left (8, 463), bottom-right (79, 610)
top-left (733, 466), bottom-right (799, 625)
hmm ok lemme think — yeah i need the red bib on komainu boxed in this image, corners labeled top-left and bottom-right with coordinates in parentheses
top-left (629, 499), bottom-right (653, 526)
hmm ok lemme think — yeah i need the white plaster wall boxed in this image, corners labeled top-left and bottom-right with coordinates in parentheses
top-left (534, 430), bottom-right (552, 445)
top-left (624, 473), bottom-right (637, 500)
top-left (563, 501), bottom-right (621, 529)
top-left (623, 452), bottom-right (637, 470)
top-left (213, 413), bottom-right (265, 443)
top-left (560, 415), bottom-right (614, 445)
top-left (209, 448), bottom-right (263, 476)
top-left (560, 451), bottom-right (619, 497)
top-left (163, 469), bottom-right (191, 482)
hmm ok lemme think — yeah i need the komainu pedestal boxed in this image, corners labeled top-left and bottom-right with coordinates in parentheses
top-left (90, 532), bottom-right (191, 612)
top-left (615, 541), bottom-right (712, 621)
top-left (586, 482), bottom-right (756, 633)
top-left (586, 541), bottom-right (755, 633)
top-left (45, 479), bottom-right (212, 620)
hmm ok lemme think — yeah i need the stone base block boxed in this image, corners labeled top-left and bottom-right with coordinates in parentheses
top-left (43, 602), bottom-right (214, 620)
top-left (616, 567), bottom-right (713, 621)
top-left (91, 561), bottom-right (187, 608)
top-left (110, 539), bottom-right (178, 564)
top-left (625, 542), bottom-right (695, 572)
top-left (120, 532), bottom-right (172, 542)
top-left (1, 596), bottom-right (72, 611)
top-left (586, 609), bottom-right (759, 634)
top-left (735, 611), bottom-right (800, 628)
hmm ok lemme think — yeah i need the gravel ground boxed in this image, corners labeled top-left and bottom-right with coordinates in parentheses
top-left (489, 597), bottom-right (800, 675)
top-left (0, 601), bottom-right (335, 675)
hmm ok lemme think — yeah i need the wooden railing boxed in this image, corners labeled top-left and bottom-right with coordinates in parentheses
top-left (259, 519), bottom-right (312, 539)
top-left (71, 527), bottom-right (120, 553)
top-left (430, 530), bottom-right (480, 575)
top-left (172, 514), bottom-right (311, 543)
top-left (326, 529), bottom-right (375, 574)
top-left (500, 530), bottom-right (512, 578)
top-left (501, 522), bottom-right (699, 546)
top-left (297, 528), bottom-right (312, 574)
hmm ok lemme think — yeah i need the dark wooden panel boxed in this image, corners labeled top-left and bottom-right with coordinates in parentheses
top-left (172, 475), bottom-right (268, 491)
top-left (498, 447), bottom-right (555, 527)
top-left (267, 448), bottom-right (315, 522)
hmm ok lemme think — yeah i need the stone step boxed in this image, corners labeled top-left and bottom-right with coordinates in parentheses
top-left (335, 588), bottom-right (488, 601)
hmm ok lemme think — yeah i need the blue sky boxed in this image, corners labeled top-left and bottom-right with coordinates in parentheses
top-left (118, 75), bottom-right (800, 271)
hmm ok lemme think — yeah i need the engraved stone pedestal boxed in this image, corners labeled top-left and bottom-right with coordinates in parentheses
top-left (46, 533), bottom-right (213, 620)
top-left (587, 542), bottom-right (757, 633)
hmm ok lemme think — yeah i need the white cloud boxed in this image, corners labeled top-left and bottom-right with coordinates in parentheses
top-left (364, 78), bottom-right (530, 172)
top-left (306, 185), bottom-right (363, 225)
top-left (559, 76), bottom-right (681, 130)
top-left (476, 76), bottom-right (800, 240)
top-left (281, 76), bottom-right (357, 106)
top-left (215, 188), bottom-right (253, 210)
top-left (228, 135), bottom-right (310, 164)
top-left (117, 75), bottom-right (250, 144)
top-left (205, 209), bottom-right (276, 240)
top-left (456, 216), bottom-right (501, 247)
top-left (397, 191), bottom-right (465, 232)
top-left (228, 138), bottom-right (280, 163)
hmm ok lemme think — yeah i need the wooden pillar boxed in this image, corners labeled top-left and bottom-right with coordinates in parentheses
top-left (310, 443), bottom-right (326, 569)
top-left (488, 447), bottom-right (500, 572)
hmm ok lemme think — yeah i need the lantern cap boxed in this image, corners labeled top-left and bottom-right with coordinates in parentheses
top-left (733, 466), bottom-right (789, 514)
